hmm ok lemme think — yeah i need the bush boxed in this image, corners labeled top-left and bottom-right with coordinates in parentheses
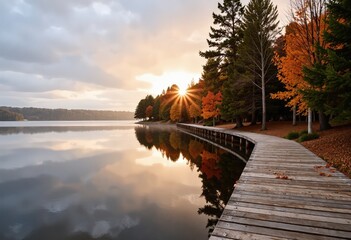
top-left (300, 129), bottom-right (308, 135)
top-left (286, 131), bottom-right (300, 139)
top-left (298, 133), bottom-right (319, 142)
top-left (203, 120), bottom-right (214, 126)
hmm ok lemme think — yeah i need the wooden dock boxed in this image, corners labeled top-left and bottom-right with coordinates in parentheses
top-left (177, 124), bottom-right (351, 240)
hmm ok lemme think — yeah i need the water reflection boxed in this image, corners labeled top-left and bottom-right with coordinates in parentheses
top-left (0, 123), bottom-right (209, 240)
top-left (0, 126), bottom-right (133, 135)
top-left (134, 125), bottom-right (249, 235)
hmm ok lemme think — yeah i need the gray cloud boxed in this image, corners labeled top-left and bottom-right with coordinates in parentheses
top-left (0, 0), bottom-right (287, 110)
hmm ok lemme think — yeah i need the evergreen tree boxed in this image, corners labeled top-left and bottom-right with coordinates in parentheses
top-left (152, 96), bottom-right (161, 121)
top-left (134, 99), bottom-right (147, 120)
top-left (201, 58), bottom-right (221, 93)
top-left (220, 63), bottom-right (249, 127)
top-left (303, 0), bottom-right (351, 122)
top-left (200, 0), bottom-right (244, 65)
top-left (134, 95), bottom-right (154, 120)
top-left (200, 0), bottom-right (244, 126)
top-left (241, 0), bottom-right (279, 130)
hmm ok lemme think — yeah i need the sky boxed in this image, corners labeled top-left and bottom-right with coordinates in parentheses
top-left (0, 0), bottom-right (289, 112)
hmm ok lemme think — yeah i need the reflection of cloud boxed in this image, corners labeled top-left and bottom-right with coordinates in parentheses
top-left (0, 127), bottom-right (140, 170)
top-left (91, 216), bottom-right (140, 238)
top-left (181, 194), bottom-right (204, 206)
top-left (135, 148), bottom-right (188, 167)
top-left (0, 127), bottom-right (208, 239)
top-left (45, 194), bottom-right (79, 213)
top-left (92, 220), bottom-right (111, 238)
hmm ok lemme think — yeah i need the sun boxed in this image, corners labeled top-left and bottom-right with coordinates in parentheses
top-left (178, 86), bottom-right (187, 97)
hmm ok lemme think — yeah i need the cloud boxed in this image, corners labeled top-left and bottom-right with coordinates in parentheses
top-left (0, 1), bottom-right (218, 110)
top-left (0, 0), bottom-right (287, 110)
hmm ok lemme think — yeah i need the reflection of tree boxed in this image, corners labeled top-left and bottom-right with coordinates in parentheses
top-left (134, 125), bottom-right (248, 236)
top-left (169, 132), bottom-right (181, 150)
top-left (201, 151), bottom-right (221, 179)
top-left (134, 126), bottom-right (180, 161)
top-left (198, 150), bottom-right (246, 235)
top-left (189, 140), bottom-right (203, 159)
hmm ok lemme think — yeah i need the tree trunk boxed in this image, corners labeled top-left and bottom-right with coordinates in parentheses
top-left (261, 75), bottom-right (267, 130)
top-left (319, 112), bottom-right (331, 131)
top-left (308, 108), bottom-right (313, 134)
top-left (213, 117), bottom-right (215, 126)
top-left (292, 105), bottom-right (296, 126)
top-left (236, 116), bottom-right (243, 128)
top-left (251, 85), bottom-right (257, 125)
top-left (261, 42), bottom-right (267, 131)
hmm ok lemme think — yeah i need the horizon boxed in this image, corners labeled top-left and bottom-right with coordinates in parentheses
top-left (0, 1), bottom-right (289, 112)
top-left (1, 105), bottom-right (134, 112)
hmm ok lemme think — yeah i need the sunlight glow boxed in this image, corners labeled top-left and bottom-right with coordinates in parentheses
top-left (178, 86), bottom-right (187, 96)
top-left (136, 71), bottom-right (200, 96)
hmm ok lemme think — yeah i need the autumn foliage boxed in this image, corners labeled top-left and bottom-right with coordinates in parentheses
top-left (201, 91), bottom-right (222, 122)
top-left (271, 25), bottom-right (311, 114)
top-left (170, 103), bottom-right (181, 122)
top-left (271, 5), bottom-right (328, 115)
top-left (145, 105), bottom-right (153, 119)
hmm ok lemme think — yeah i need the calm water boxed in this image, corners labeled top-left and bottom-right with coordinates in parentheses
top-left (0, 121), bottom-right (248, 240)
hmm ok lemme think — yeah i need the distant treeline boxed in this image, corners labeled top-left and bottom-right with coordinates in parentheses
top-left (0, 109), bottom-right (24, 121)
top-left (0, 107), bottom-right (134, 121)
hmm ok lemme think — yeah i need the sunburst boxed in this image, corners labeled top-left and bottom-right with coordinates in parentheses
top-left (178, 86), bottom-right (188, 97)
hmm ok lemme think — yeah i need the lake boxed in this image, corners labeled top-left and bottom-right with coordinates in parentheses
top-left (0, 121), bottom-right (248, 240)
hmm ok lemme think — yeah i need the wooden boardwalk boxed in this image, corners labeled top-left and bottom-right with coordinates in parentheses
top-left (177, 124), bottom-right (351, 240)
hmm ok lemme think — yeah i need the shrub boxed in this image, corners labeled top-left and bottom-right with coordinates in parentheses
top-left (300, 129), bottom-right (308, 135)
top-left (286, 131), bottom-right (300, 140)
top-left (298, 133), bottom-right (319, 142)
top-left (203, 120), bottom-right (214, 126)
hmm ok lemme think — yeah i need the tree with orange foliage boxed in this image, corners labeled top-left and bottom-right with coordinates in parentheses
top-left (170, 103), bottom-right (181, 122)
top-left (201, 91), bottom-right (222, 126)
top-left (271, 0), bottom-right (329, 132)
top-left (189, 103), bottom-right (201, 123)
top-left (145, 105), bottom-right (153, 120)
top-left (271, 23), bottom-right (311, 116)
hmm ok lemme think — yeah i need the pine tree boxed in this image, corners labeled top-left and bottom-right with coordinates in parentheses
top-left (200, 0), bottom-right (244, 65)
top-left (201, 58), bottom-right (222, 93)
top-left (200, 0), bottom-right (244, 125)
top-left (220, 63), bottom-right (249, 127)
top-left (241, 0), bottom-right (279, 130)
top-left (303, 0), bottom-right (351, 122)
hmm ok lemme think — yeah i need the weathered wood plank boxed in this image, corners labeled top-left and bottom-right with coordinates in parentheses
top-left (237, 178), bottom-right (351, 192)
top-left (215, 222), bottom-right (344, 240)
top-left (222, 209), bottom-right (351, 231)
top-left (234, 184), bottom-right (351, 199)
top-left (220, 215), bottom-right (351, 238)
top-left (230, 194), bottom-right (351, 212)
top-left (225, 205), bottom-right (351, 225)
top-left (232, 190), bottom-right (351, 206)
top-left (226, 201), bottom-right (351, 220)
top-left (210, 228), bottom-right (291, 240)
